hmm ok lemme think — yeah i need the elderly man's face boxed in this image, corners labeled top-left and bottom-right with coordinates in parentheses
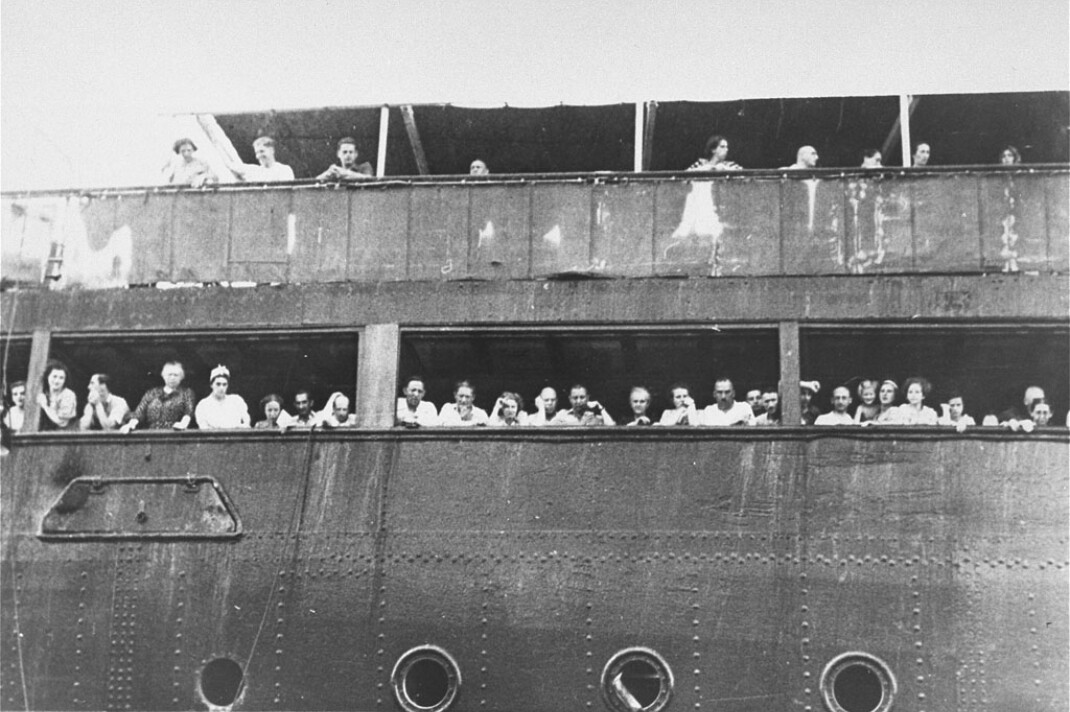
top-left (333, 397), bottom-right (351, 420)
top-left (539, 387), bottom-right (557, 412)
top-left (1031, 403), bottom-right (1052, 426)
top-left (831, 387), bottom-right (851, 413)
top-left (469, 160), bottom-right (489, 176)
top-left (714, 381), bottom-right (734, 409)
top-left (630, 390), bottom-right (650, 416)
top-left (338, 144), bottom-right (357, 168)
top-left (404, 381), bottom-right (425, 408)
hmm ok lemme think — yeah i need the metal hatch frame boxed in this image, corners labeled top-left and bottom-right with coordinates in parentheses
top-left (37, 474), bottom-right (243, 542)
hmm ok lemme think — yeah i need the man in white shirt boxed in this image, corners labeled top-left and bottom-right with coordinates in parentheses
top-left (230, 136), bottom-right (296, 182)
top-left (815, 386), bottom-right (856, 426)
top-left (530, 387), bottom-right (559, 426)
top-left (396, 376), bottom-right (439, 428)
top-left (550, 384), bottom-right (615, 426)
top-left (700, 378), bottom-right (754, 426)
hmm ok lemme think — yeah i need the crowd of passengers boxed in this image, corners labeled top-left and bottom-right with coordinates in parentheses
top-left (3, 360), bottom-right (1061, 440)
top-left (163, 133), bottom-right (1029, 187)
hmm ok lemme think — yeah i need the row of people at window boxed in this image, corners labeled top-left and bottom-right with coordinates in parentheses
top-left (0, 361), bottom-right (357, 433)
top-left (164, 133), bottom-right (1027, 188)
top-left (396, 377), bottom-right (1062, 430)
top-left (1, 362), bottom-right (1061, 435)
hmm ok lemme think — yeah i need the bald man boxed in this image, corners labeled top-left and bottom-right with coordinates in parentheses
top-left (783, 145), bottom-right (819, 169)
top-left (815, 386), bottom-right (856, 425)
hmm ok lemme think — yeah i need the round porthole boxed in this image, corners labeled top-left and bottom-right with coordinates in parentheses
top-left (600, 647), bottom-right (674, 712)
top-left (199, 657), bottom-right (244, 707)
top-left (391, 645), bottom-right (462, 712)
top-left (819, 652), bottom-right (897, 712)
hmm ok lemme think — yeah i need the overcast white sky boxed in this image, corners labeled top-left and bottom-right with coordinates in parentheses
top-left (2, 0), bottom-right (1067, 189)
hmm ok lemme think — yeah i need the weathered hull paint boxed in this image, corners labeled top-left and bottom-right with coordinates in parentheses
top-left (2, 430), bottom-right (1066, 711)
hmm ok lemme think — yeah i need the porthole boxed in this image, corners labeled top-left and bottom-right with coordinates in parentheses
top-left (820, 652), bottom-right (897, 712)
top-left (600, 647), bottom-right (674, 712)
top-left (391, 645), bottom-right (462, 712)
top-left (198, 657), bottom-right (244, 707)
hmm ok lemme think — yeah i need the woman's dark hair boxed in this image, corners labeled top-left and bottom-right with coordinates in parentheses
top-left (42, 360), bottom-right (70, 389)
top-left (903, 376), bottom-right (933, 398)
top-left (172, 138), bottom-right (197, 154)
top-left (260, 393), bottom-right (284, 410)
top-left (1001, 145), bottom-right (1021, 164)
top-left (704, 134), bottom-right (728, 158)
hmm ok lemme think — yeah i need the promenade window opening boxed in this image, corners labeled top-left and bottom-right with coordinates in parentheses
top-left (799, 325), bottom-right (1069, 419)
top-left (46, 331), bottom-right (359, 426)
top-left (399, 328), bottom-right (779, 419)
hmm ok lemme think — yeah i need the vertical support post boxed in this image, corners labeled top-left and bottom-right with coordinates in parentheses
top-left (376, 106), bottom-right (390, 178)
top-left (633, 101), bottom-right (644, 173)
top-left (899, 94), bottom-right (913, 167)
top-left (356, 323), bottom-right (400, 428)
top-left (22, 329), bottom-right (52, 433)
top-left (778, 321), bottom-right (801, 427)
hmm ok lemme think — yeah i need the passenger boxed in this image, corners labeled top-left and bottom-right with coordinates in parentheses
top-left (937, 392), bottom-right (975, 431)
top-left (912, 142), bottom-right (931, 167)
top-left (755, 388), bottom-right (780, 425)
top-left (162, 138), bottom-right (217, 187)
top-left (439, 380), bottom-right (489, 427)
top-left (229, 136), bottom-right (295, 182)
top-left (316, 137), bottom-right (374, 182)
top-left (746, 389), bottom-right (764, 417)
top-left (866, 379), bottom-right (901, 425)
top-left (860, 148), bottom-right (882, 168)
top-left (1028, 398), bottom-right (1053, 427)
top-left (2, 381), bottom-right (27, 434)
top-left (254, 394), bottom-right (285, 429)
top-left (550, 384), bottom-right (615, 426)
top-left (530, 387), bottom-right (560, 426)
top-left (688, 135), bottom-right (742, 171)
top-left (700, 378), bottom-right (755, 426)
top-left (469, 159), bottom-right (490, 176)
top-left (396, 376), bottom-right (439, 428)
top-left (37, 360), bottom-right (78, 431)
top-left (121, 360), bottom-right (195, 432)
top-left (281, 389), bottom-right (318, 430)
top-left (624, 386), bottom-right (653, 426)
top-left (319, 392), bottom-right (357, 428)
top-left (853, 379), bottom-right (880, 423)
top-left (488, 391), bottom-right (528, 427)
top-left (79, 373), bottom-right (130, 430)
top-left (996, 385), bottom-right (1045, 432)
top-left (658, 383), bottom-right (697, 426)
top-left (799, 380), bottom-right (822, 425)
top-left (815, 386), bottom-right (856, 425)
top-left (782, 146), bottom-right (819, 170)
top-left (1000, 145), bottom-right (1022, 165)
top-left (194, 366), bottom-right (250, 429)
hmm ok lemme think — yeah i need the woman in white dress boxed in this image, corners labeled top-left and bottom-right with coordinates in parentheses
top-left (195, 365), bottom-right (250, 429)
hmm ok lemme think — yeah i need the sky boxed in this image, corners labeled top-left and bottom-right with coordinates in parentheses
top-left (2, 0), bottom-right (1068, 189)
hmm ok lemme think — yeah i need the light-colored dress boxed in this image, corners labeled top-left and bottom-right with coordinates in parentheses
top-left (195, 394), bottom-right (250, 429)
top-left (895, 403), bottom-right (938, 425)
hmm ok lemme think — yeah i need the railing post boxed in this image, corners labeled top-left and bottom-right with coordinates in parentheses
top-left (779, 321), bottom-right (801, 426)
top-left (22, 328), bottom-right (51, 433)
top-left (356, 323), bottom-right (400, 428)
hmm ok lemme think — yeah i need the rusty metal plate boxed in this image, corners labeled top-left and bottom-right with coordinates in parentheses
top-left (1, 195), bottom-right (50, 284)
top-left (591, 182), bottom-right (655, 277)
top-left (468, 184), bottom-right (532, 280)
top-left (409, 185), bottom-right (469, 280)
top-left (717, 178), bottom-right (782, 277)
top-left (912, 174), bottom-right (982, 272)
top-left (530, 182), bottom-right (593, 276)
top-left (350, 188), bottom-right (409, 282)
top-left (39, 476), bottom-right (241, 540)
top-left (979, 173), bottom-right (1051, 273)
top-left (171, 192), bottom-right (231, 282)
top-left (781, 177), bottom-right (848, 274)
top-left (228, 188), bottom-right (292, 282)
top-left (290, 188), bottom-right (351, 282)
top-left (114, 192), bottom-right (173, 284)
top-left (1047, 173), bottom-right (1070, 272)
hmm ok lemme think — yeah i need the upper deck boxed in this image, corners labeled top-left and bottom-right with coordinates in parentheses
top-left (3, 166), bottom-right (1067, 291)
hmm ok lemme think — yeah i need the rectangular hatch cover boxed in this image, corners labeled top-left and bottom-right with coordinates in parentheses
top-left (39, 476), bottom-right (242, 541)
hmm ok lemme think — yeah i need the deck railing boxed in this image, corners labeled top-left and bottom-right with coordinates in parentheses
top-left (2, 167), bottom-right (1067, 288)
